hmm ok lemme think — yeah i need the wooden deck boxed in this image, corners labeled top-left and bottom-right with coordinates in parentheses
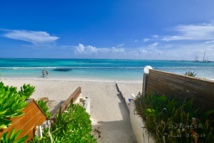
top-left (0, 99), bottom-right (47, 142)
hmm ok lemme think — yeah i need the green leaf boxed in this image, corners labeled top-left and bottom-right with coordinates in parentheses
top-left (2, 131), bottom-right (9, 143)
top-left (37, 100), bottom-right (52, 119)
top-left (18, 84), bottom-right (35, 100)
top-left (0, 118), bottom-right (11, 129)
top-left (0, 109), bottom-right (9, 116)
top-left (8, 128), bottom-right (16, 143)
top-left (0, 129), bottom-right (28, 143)
top-left (14, 134), bottom-right (28, 143)
top-left (205, 109), bottom-right (214, 118)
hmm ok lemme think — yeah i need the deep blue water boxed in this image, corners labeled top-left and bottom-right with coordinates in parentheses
top-left (0, 59), bottom-right (214, 81)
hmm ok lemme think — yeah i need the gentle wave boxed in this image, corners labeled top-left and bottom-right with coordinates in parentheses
top-left (1, 66), bottom-right (213, 70)
top-left (0, 67), bottom-right (57, 70)
top-left (156, 66), bottom-right (214, 69)
top-left (0, 67), bottom-right (145, 70)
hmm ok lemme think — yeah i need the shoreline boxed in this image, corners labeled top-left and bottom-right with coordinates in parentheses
top-left (1, 77), bottom-right (142, 83)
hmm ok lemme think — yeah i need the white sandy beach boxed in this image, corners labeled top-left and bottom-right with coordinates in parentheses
top-left (1, 78), bottom-right (142, 143)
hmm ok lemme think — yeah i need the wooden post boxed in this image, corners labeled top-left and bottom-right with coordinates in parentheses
top-left (142, 73), bottom-right (148, 96)
top-left (142, 66), bottom-right (152, 96)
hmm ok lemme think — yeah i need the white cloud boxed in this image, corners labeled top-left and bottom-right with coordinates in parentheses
top-left (162, 44), bottom-right (214, 61)
top-left (72, 41), bottom-right (214, 60)
top-left (75, 44), bottom-right (85, 53)
top-left (3, 30), bottom-right (59, 44)
top-left (75, 44), bottom-right (98, 54)
top-left (111, 47), bottom-right (125, 53)
top-left (162, 23), bottom-right (214, 41)
top-left (139, 49), bottom-right (147, 54)
top-left (143, 38), bottom-right (149, 42)
top-left (133, 22), bottom-right (214, 60)
top-left (149, 42), bottom-right (158, 47)
top-left (88, 45), bottom-right (98, 53)
top-left (152, 35), bottom-right (159, 38)
top-left (73, 22), bottom-right (214, 60)
top-left (74, 44), bottom-right (125, 55)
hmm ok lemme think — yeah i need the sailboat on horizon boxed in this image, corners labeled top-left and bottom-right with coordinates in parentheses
top-left (202, 51), bottom-right (211, 63)
top-left (194, 51), bottom-right (212, 63)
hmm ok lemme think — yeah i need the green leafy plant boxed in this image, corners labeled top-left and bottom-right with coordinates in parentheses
top-left (184, 71), bottom-right (196, 77)
top-left (0, 82), bottom-right (35, 129)
top-left (135, 92), bottom-right (214, 143)
top-left (0, 128), bottom-right (28, 143)
top-left (30, 102), bottom-right (97, 143)
top-left (37, 100), bottom-right (52, 119)
top-left (53, 104), bottom-right (96, 142)
top-left (18, 84), bottom-right (35, 100)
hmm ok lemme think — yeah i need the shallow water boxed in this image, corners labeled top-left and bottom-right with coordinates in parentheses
top-left (0, 59), bottom-right (214, 81)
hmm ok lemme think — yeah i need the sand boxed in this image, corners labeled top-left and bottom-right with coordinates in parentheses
top-left (1, 78), bottom-right (142, 143)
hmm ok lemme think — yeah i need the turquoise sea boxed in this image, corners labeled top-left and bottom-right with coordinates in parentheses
top-left (0, 59), bottom-right (214, 81)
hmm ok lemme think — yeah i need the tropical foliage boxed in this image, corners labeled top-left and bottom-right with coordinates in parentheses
top-left (0, 82), bottom-right (35, 129)
top-left (18, 84), bottom-right (35, 100)
top-left (184, 71), bottom-right (197, 77)
top-left (30, 102), bottom-right (97, 143)
top-left (37, 100), bottom-right (52, 119)
top-left (135, 92), bottom-right (214, 143)
top-left (0, 128), bottom-right (28, 143)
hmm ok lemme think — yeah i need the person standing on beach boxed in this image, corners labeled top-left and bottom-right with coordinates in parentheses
top-left (42, 70), bottom-right (45, 77)
top-left (46, 70), bottom-right (49, 76)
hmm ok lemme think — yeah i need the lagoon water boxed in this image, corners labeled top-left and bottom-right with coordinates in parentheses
top-left (0, 58), bottom-right (214, 81)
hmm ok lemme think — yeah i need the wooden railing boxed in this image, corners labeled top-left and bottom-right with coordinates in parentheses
top-left (0, 99), bottom-right (47, 142)
top-left (51, 87), bottom-right (81, 119)
top-left (144, 69), bottom-right (214, 111)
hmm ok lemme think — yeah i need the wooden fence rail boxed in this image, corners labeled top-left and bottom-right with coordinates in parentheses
top-left (145, 69), bottom-right (214, 111)
top-left (51, 87), bottom-right (81, 119)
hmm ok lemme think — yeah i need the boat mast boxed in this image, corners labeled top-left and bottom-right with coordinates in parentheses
top-left (203, 51), bottom-right (206, 62)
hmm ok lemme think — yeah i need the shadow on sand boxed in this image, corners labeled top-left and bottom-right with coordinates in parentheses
top-left (92, 89), bottom-right (136, 143)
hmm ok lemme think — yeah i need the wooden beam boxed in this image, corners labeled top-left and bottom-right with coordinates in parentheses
top-left (51, 87), bottom-right (81, 119)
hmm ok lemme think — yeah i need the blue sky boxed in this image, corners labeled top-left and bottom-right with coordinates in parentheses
top-left (1, 0), bottom-right (214, 60)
